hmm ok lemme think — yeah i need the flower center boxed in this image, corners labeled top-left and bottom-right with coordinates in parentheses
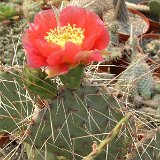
top-left (44, 23), bottom-right (85, 47)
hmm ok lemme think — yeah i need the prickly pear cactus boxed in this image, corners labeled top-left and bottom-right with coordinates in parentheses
top-left (0, 66), bottom-right (57, 132)
top-left (0, 66), bottom-right (133, 159)
top-left (25, 85), bottom-right (127, 159)
top-left (0, 67), bottom-right (33, 132)
top-left (2, 2), bottom-right (160, 160)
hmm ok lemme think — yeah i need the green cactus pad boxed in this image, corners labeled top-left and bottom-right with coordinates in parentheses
top-left (0, 68), bottom-right (33, 133)
top-left (60, 65), bottom-right (85, 90)
top-left (24, 85), bottom-right (131, 159)
top-left (22, 66), bottom-right (57, 99)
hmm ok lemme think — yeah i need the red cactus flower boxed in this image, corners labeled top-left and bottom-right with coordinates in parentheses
top-left (23, 6), bottom-right (110, 77)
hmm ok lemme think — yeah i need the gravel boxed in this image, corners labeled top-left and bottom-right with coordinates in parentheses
top-left (0, 140), bottom-right (28, 160)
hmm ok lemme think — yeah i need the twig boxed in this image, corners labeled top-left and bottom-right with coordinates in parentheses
top-left (126, 2), bottom-right (150, 12)
top-left (126, 127), bottom-right (160, 160)
top-left (83, 112), bottom-right (132, 160)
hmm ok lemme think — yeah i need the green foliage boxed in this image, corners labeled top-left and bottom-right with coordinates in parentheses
top-left (104, 46), bottom-right (124, 62)
top-left (108, 23), bottom-right (119, 43)
top-left (22, 0), bottom-right (41, 22)
top-left (0, 19), bottom-right (27, 66)
top-left (156, 83), bottom-right (160, 94)
top-left (8, 0), bottom-right (23, 4)
top-left (145, 39), bottom-right (160, 61)
top-left (0, 2), bottom-right (18, 21)
top-left (149, 0), bottom-right (160, 17)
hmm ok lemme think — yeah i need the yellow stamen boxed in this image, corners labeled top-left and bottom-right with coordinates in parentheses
top-left (44, 23), bottom-right (85, 47)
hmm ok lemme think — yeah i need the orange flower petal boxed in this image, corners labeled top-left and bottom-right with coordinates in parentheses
top-left (45, 65), bottom-right (69, 78)
top-left (26, 50), bottom-right (47, 68)
top-left (33, 9), bottom-right (57, 36)
top-left (59, 6), bottom-right (109, 50)
top-left (47, 49), bottom-right (64, 66)
top-left (63, 42), bottom-right (82, 64)
top-left (22, 6), bottom-right (110, 77)
top-left (36, 39), bottom-right (61, 57)
top-left (74, 50), bottom-right (104, 64)
top-left (59, 6), bottom-right (87, 28)
top-left (91, 25), bottom-right (110, 50)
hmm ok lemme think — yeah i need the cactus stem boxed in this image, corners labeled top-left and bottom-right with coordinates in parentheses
top-left (83, 112), bottom-right (132, 160)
